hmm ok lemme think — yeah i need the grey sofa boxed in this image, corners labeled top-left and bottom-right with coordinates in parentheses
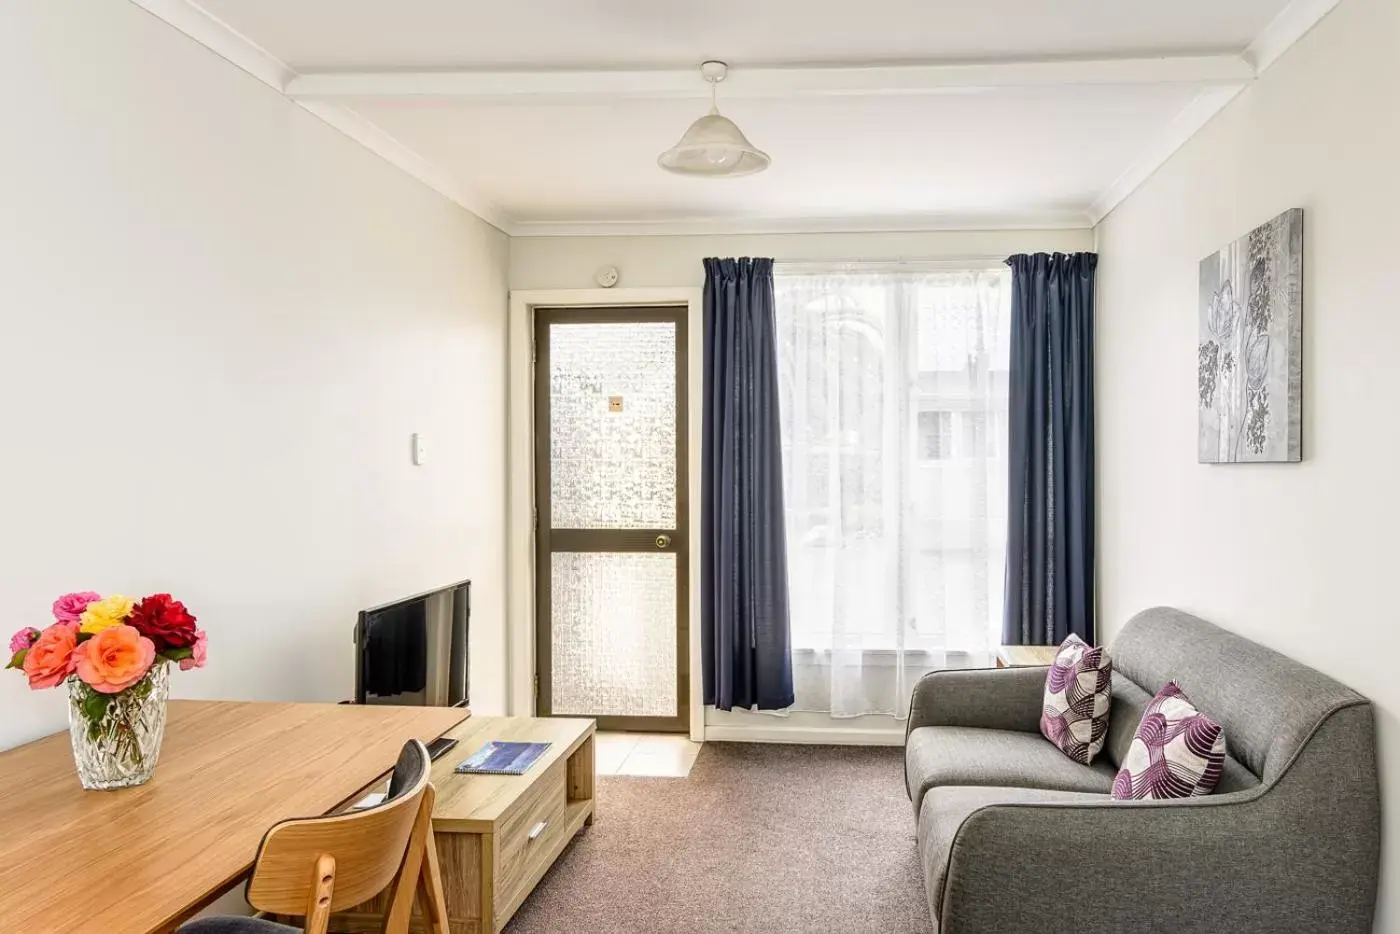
top-left (905, 607), bottom-right (1380, 934)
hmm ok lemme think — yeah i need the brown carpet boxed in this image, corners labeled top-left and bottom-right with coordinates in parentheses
top-left (505, 743), bottom-right (933, 934)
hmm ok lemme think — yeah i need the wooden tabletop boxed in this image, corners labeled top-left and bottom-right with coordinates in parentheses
top-left (0, 700), bottom-right (468, 934)
top-left (996, 644), bottom-right (1060, 667)
top-left (428, 716), bottom-right (594, 833)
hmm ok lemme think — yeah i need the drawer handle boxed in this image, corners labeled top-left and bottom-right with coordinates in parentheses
top-left (527, 821), bottom-right (548, 841)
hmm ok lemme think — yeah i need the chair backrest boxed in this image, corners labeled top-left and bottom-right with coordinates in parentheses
top-left (245, 739), bottom-right (432, 915)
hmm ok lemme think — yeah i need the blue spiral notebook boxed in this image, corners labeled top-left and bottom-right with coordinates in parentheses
top-left (455, 741), bottom-right (552, 776)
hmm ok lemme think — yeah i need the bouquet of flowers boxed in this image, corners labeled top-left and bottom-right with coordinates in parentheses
top-left (7, 592), bottom-right (207, 788)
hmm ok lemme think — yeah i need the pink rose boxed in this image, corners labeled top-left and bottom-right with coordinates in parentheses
top-left (52, 592), bottom-right (102, 623)
top-left (9, 627), bottom-right (40, 655)
top-left (179, 629), bottom-right (208, 671)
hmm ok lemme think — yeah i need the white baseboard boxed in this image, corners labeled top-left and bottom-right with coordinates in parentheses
top-left (702, 724), bottom-right (906, 746)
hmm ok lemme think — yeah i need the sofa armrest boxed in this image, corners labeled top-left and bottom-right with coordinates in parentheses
top-left (939, 797), bottom-right (1307, 933)
top-left (905, 666), bottom-right (1047, 738)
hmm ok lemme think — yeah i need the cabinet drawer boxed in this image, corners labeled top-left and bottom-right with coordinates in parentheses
top-left (493, 758), bottom-right (567, 915)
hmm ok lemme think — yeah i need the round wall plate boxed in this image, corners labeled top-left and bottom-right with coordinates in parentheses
top-left (700, 61), bottom-right (729, 83)
top-left (595, 265), bottom-right (620, 288)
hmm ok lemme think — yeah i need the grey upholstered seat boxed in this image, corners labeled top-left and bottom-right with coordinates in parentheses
top-left (905, 607), bottom-right (1381, 934)
top-left (178, 920), bottom-right (295, 934)
top-left (905, 725), bottom-right (1116, 813)
top-left (386, 736), bottom-right (430, 800)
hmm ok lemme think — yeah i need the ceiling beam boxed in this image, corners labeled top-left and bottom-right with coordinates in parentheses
top-left (284, 55), bottom-right (1255, 102)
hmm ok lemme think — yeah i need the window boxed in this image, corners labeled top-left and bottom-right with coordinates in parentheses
top-left (774, 265), bottom-right (1010, 717)
top-left (918, 411), bottom-right (953, 461)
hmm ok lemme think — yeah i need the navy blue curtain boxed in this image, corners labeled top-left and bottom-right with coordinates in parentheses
top-left (1003, 253), bottom-right (1097, 646)
top-left (701, 257), bottom-right (794, 711)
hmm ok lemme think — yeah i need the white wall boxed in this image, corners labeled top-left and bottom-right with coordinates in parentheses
top-left (512, 227), bottom-right (1093, 740)
top-left (0, 0), bottom-right (509, 749)
top-left (510, 229), bottom-right (1093, 292)
top-left (1094, 0), bottom-right (1398, 926)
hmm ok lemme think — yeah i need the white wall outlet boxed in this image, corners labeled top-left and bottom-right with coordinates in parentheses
top-left (412, 432), bottom-right (427, 466)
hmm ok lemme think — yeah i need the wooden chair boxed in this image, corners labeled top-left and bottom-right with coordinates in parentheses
top-left (180, 738), bottom-right (448, 934)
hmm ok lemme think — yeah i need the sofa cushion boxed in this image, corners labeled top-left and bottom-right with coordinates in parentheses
top-left (906, 725), bottom-right (1116, 814)
top-left (1105, 671), bottom-right (1153, 768)
top-left (1112, 681), bottom-right (1227, 799)
top-left (918, 785), bottom-right (1109, 925)
top-left (1108, 671), bottom-right (1259, 794)
top-left (1040, 634), bottom-right (1114, 764)
top-left (1112, 607), bottom-right (1367, 781)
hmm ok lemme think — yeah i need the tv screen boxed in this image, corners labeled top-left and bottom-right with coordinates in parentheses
top-left (355, 580), bottom-right (469, 707)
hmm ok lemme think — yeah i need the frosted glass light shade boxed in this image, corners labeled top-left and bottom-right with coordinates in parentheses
top-left (658, 112), bottom-right (771, 178)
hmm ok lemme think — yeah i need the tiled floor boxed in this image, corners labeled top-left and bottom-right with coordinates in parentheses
top-left (595, 731), bottom-right (703, 777)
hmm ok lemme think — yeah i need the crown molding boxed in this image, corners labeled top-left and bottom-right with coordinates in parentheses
top-left (1247, 0), bottom-right (1344, 73)
top-left (296, 102), bottom-right (513, 231)
top-left (507, 211), bottom-right (1093, 238)
top-left (1086, 83), bottom-right (1248, 225)
top-left (1089, 0), bottom-right (1346, 225)
top-left (127, 0), bottom-right (294, 89)
top-left (124, 0), bottom-right (512, 233)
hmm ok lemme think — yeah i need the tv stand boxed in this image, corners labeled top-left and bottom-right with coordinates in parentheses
top-left (332, 716), bottom-right (596, 933)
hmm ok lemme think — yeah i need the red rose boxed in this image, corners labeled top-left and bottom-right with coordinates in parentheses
top-left (128, 593), bottom-right (198, 650)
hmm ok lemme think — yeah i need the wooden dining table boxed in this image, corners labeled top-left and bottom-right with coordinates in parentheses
top-left (0, 700), bottom-right (469, 934)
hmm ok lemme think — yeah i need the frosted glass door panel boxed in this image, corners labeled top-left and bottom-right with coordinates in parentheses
top-left (550, 552), bottom-right (678, 718)
top-left (549, 321), bottom-right (677, 530)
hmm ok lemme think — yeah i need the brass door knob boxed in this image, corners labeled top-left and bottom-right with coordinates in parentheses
top-left (655, 534), bottom-right (671, 549)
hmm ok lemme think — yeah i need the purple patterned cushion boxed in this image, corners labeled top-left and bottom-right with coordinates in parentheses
top-left (1112, 681), bottom-right (1227, 800)
top-left (1039, 634), bottom-right (1113, 765)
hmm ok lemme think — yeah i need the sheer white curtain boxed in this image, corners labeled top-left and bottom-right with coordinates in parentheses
top-left (773, 265), bottom-right (1011, 718)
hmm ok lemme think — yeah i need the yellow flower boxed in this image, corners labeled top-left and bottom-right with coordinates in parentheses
top-left (79, 594), bottom-right (135, 634)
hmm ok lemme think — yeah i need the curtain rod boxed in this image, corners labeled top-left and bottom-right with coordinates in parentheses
top-left (774, 256), bottom-right (1010, 274)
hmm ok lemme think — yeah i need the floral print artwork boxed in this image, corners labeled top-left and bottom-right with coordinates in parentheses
top-left (1197, 208), bottom-right (1303, 462)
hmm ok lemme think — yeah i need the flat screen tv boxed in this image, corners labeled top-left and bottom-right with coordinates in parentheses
top-left (354, 580), bottom-right (469, 707)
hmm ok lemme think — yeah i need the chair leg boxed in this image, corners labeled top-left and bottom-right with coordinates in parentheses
top-left (304, 853), bottom-right (336, 934)
top-left (417, 819), bottom-right (450, 934)
top-left (382, 787), bottom-right (435, 934)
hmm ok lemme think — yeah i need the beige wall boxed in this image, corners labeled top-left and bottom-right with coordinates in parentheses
top-left (1094, 0), bottom-right (1398, 926)
top-left (0, 0), bottom-right (509, 748)
top-left (512, 226), bottom-right (1093, 739)
top-left (509, 229), bottom-right (1093, 291)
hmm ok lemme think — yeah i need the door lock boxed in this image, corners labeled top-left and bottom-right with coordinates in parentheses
top-left (655, 534), bottom-right (671, 549)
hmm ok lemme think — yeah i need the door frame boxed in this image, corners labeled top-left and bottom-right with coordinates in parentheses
top-left (533, 305), bottom-right (690, 732)
top-left (508, 287), bottom-right (705, 741)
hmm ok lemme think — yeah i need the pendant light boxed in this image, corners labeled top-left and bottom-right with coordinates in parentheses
top-left (658, 61), bottom-right (771, 178)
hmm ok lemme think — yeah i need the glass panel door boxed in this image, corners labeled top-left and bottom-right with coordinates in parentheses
top-left (534, 307), bottom-right (688, 732)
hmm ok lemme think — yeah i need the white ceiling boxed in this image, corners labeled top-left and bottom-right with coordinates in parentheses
top-left (350, 86), bottom-right (1201, 225)
top-left (171, 0), bottom-right (1320, 233)
top-left (198, 0), bottom-right (1289, 69)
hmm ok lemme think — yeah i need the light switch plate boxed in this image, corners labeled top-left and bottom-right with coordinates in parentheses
top-left (412, 433), bottom-right (427, 465)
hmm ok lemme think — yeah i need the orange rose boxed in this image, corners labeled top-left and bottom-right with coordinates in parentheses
top-left (74, 625), bottom-right (155, 694)
top-left (21, 624), bottom-right (78, 690)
